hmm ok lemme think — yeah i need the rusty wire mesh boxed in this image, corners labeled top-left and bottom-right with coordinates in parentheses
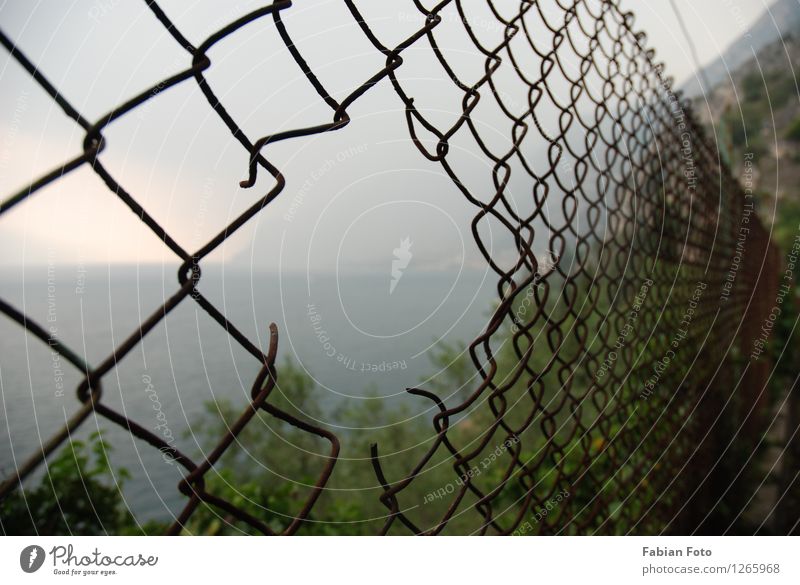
top-left (0, 0), bottom-right (783, 535)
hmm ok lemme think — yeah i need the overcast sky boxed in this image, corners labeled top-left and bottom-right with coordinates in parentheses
top-left (0, 0), bottom-right (777, 271)
top-left (621, 0), bottom-right (770, 87)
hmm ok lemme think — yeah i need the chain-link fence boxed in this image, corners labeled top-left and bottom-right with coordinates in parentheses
top-left (0, 0), bottom-right (788, 535)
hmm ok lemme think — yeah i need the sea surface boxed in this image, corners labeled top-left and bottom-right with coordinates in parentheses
top-left (0, 264), bottom-right (497, 521)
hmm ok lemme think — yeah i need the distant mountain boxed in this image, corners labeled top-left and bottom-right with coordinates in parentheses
top-left (682, 0), bottom-right (800, 97)
top-left (692, 19), bottom-right (800, 250)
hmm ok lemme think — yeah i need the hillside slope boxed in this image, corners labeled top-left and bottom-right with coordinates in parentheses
top-left (693, 30), bottom-right (800, 217)
top-left (682, 0), bottom-right (800, 97)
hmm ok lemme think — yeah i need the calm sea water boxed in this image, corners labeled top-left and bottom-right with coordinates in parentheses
top-left (0, 264), bottom-right (496, 521)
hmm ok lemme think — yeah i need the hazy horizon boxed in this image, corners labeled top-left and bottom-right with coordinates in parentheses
top-left (0, 0), bottom-right (777, 272)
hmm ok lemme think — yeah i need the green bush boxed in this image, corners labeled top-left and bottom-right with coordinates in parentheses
top-left (0, 432), bottom-right (139, 535)
top-left (785, 117), bottom-right (800, 142)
